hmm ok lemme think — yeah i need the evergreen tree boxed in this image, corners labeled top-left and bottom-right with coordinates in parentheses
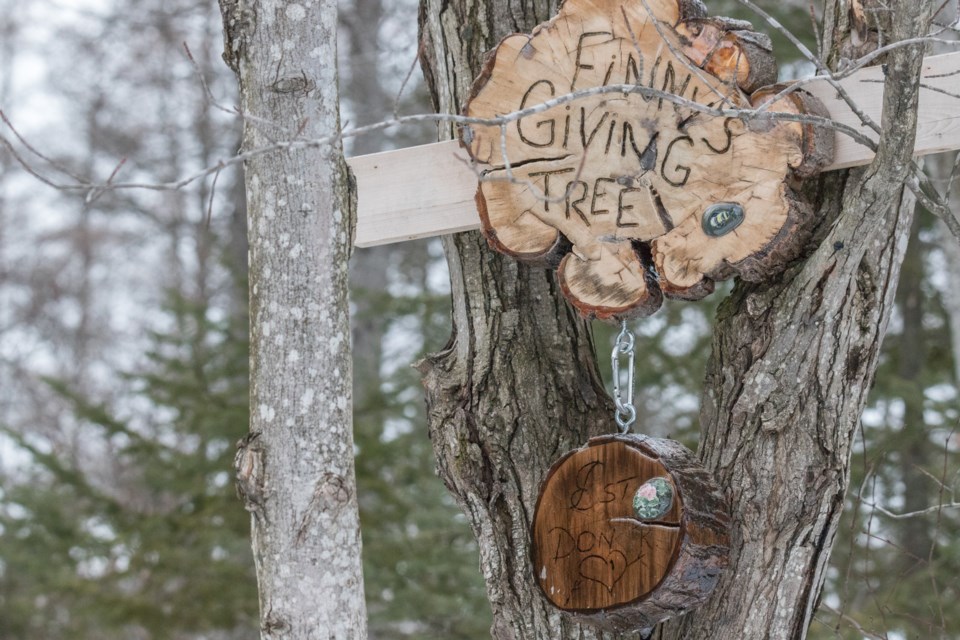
top-left (816, 208), bottom-right (960, 638)
top-left (0, 295), bottom-right (257, 640)
top-left (352, 245), bottom-right (491, 638)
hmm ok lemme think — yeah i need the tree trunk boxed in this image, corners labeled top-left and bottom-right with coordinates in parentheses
top-left (417, 3), bottom-right (615, 637)
top-left (417, 1), bottom-right (642, 638)
top-left (218, 1), bottom-right (368, 638)
top-left (419, 0), bottom-right (932, 638)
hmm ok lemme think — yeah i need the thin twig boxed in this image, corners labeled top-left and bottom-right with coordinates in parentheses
top-left (819, 604), bottom-right (887, 640)
top-left (945, 150), bottom-right (960, 195)
top-left (206, 163), bottom-right (224, 229)
top-left (861, 500), bottom-right (960, 519)
top-left (919, 79), bottom-right (960, 100)
top-left (1, 109), bottom-right (88, 183)
top-left (928, 429), bottom-right (953, 630)
top-left (0, 131), bottom-right (70, 189)
top-left (858, 74), bottom-right (960, 101)
top-left (84, 157), bottom-right (128, 205)
top-left (0, 82), bottom-right (877, 196)
top-left (752, 36), bottom-right (960, 117)
top-left (182, 41), bottom-right (286, 139)
top-left (393, 38), bottom-right (426, 119)
top-left (906, 170), bottom-right (960, 241)
top-left (809, 1), bottom-right (824, 61)
top-left (634, 0), bottom-right (736, 107)
top-left (733, 0), bottom-right (885, 138)
top-left (732, 0), bottom-right (960, 242)
top-left (913, 460), bottom-right (957, 496)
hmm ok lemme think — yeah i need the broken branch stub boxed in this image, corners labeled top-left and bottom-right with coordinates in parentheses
top-left (462, 0), bottom-right (834, 320)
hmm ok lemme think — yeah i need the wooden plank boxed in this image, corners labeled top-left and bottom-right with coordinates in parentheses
top-left (348, 51), bottom-right (960, 248)
top-left (806, 52), bottom-right (960, 169)
top-left (349, 141), bottom-right (477, 247)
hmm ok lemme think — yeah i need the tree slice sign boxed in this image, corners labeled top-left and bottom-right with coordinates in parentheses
top-left (532, 435), bottom-right (730, 631)
top-left (462, 0), bottom-right (834, 320)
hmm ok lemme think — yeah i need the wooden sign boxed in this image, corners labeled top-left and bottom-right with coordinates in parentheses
top-left (350, 52), bottom-right (960, 249)
top-left (459, 0), bottom-right (834, 319)
top-left (532, 434), bottom-right (729, 632)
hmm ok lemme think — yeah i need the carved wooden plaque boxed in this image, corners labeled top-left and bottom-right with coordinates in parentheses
top-left (462, 0), bottom-right (834, 319)
top-left (532, 434), bottom-right (729, 632)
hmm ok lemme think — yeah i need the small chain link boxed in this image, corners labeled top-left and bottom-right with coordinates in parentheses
top-left (611, 320), bottom-right (636, 432)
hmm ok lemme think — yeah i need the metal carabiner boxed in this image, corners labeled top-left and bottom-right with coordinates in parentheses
top-left (611, 320), bottom-right (636, 432)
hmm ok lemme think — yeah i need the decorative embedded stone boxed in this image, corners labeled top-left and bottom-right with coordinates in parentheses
top-left (633, 476), bottom-right (674, 519)
top-left (532, 434), bottom-right (730, 632)
top-left (702, 202), bottom-right (745, 237)
top-left (462, 0), bottom-right (835, 320)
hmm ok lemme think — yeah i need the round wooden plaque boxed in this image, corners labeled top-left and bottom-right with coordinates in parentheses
top-left (532, 434), bottom-right (730, 632)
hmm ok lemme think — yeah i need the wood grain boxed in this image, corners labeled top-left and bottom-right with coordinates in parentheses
top-left (533, 440), bottom-right (681, 611)
top-left (349, 51), bottom-right (960, 248)
top-left (532, 434), bottom-right (730, 632)
top-left (459, 0), bottom-right (833, 318)
top-left (350, 142), bottom-right (480, 247)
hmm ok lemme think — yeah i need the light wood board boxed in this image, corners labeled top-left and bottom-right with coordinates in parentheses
top-left (349, 51), bottom-right (960, 248)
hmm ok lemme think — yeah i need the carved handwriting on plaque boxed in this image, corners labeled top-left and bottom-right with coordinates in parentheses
top-left (532, 435), bottom-right (729, 632)
top-left (462, 0), bottom-right (834, 319)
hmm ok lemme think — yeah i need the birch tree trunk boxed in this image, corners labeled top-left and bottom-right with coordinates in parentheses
top-left (418, 0), bottom-right (933, 638)
top-left (218, 1), bottom-right (368, 638)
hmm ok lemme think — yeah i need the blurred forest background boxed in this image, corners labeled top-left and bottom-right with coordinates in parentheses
top-left (0, 0), bottom-right (957, 638)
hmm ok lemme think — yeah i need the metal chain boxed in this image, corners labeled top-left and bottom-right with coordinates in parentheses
top-left (611, 320), bottom-right (636, 432)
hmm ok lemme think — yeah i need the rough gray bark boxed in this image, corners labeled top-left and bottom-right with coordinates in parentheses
top-left (417, 1), bottom-right (628, 638)
top-left (418, 0), bottom-right (933, 637)
top-left (653, 1), bottom-right (931, 633)
top-left (218, 1), bottom-right (368, 638)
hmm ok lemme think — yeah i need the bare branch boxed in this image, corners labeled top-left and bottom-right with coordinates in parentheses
top-left (809, 1), bottom-right (824, 61)
top-left (818, 604), bottom-right (887, 640)
top-left (752, 37), bottom-right (960, 117)
top-left (0, 82), bottom-right (878, 198)
top-left (393, 38), bottom-right (426, 119)
top-left (205, 163), bottom-right (224, 229)
top-left (182, 41), bottom-right (287, 138)
top-left (1, 110), bottom-right (88, 183)
top-left (906, 170), bottom-right (960, 240)
top-left (0, 130), bottom-right (70, 190)
top-left (862, 500), bottom-right (960, 519)
top-left (634, 0), bottom-right (736, 107)
top-left (733, 0), bottom-right (886, 139)
top-left (712, 0), bottom-right (960, 246)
